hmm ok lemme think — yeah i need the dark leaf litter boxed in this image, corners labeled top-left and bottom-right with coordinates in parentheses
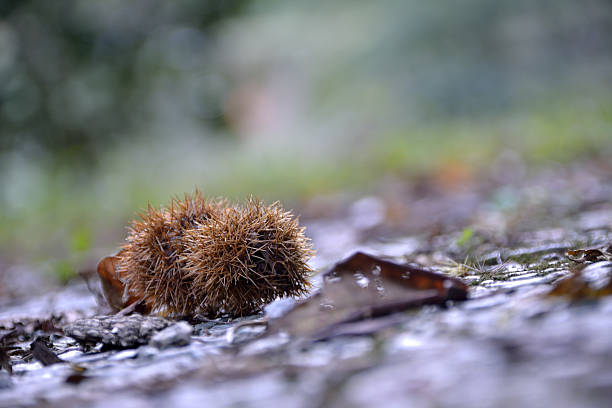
top-left (269, 252), bottom-right (467, 341)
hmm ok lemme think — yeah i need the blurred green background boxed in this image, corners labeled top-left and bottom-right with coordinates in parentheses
top-left (1, 0), bottom-right (611, 281)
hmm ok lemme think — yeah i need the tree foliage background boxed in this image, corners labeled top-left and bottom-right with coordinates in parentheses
top-left (0, 0), bottom-right (611, 274)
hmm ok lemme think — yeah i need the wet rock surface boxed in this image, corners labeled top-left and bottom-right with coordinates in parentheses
top-left (64, 315), bottom-right (172, 348)
top-left (1, 161), bottom-right (612, 408)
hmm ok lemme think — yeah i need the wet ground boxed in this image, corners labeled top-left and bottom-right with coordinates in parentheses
top-left (1, 159), bottom-right (611, 408)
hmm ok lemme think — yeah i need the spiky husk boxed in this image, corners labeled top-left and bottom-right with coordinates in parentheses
top-left (184, 198), bottom-right (313, 317)
top-left (118, 191), bottom-right (224, 315)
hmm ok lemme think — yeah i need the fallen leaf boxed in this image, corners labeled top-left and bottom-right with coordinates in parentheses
top-left (0, 347), bottom-right (11, 375)
top-left (270, 252), bottom-right (468, 340)
top-left (65, 372), bottom-right (89, 385)
top-left (549, 261), bottom-right (612, 300)
top-left (308, 313), bottom-right (410, 339)
top-left (30, 338), bottom-right (64, 366)
top-left (567, 245), bottom-right (612, 263)
top-left (97, 254), bottom-right (126, 312)
top-left (97, 251), bottom-right (149, 313)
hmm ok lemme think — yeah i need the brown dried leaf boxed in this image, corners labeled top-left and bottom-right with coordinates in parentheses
top-left (0, 346), bottom-right (11, 375)
top-left (97, 254), bottom-right (126, 312)
top-left (30, 338), bottom-right (64, 366)
top-left (549, 261), bottom-right (612, 300)
top-left (65, 372), bottom-right (89, 385)
top-left (270, 252), bottom-right (468, 340)
top-left (567, 245), bottom-right (612, 263)
top-left (97, 251), bottom-right (149, 313)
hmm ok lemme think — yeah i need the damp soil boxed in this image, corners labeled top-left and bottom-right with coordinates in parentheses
top-left (1, 160), bottom-right (612, 408)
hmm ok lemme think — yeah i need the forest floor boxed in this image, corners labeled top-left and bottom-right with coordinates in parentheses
top-left (1, 157), bottom-right (611, 408)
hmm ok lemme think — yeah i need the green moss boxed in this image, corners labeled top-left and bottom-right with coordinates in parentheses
top-left (1, 96), bottom-right (611, 265)
top-left (506, 253), bottom-right (546, 265)
top-left (71, 226), bottom-right (93, 253)
top-left (52, 260), bottom-right (77, 284)
top-left (456, 228), bottom-right (475, 248)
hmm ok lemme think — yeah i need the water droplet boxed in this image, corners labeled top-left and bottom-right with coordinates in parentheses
top-left (374, 278), bottom-right (386, 296)
top-left (354, 272), bottom-right (370, 288)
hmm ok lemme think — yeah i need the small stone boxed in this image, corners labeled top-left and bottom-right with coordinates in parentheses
top-left (108, 349), bottom-right (139, 361)
top-left (149, 322), bottom-right (193, 349)
top-left (137, 345), bottom-right (159, 359)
